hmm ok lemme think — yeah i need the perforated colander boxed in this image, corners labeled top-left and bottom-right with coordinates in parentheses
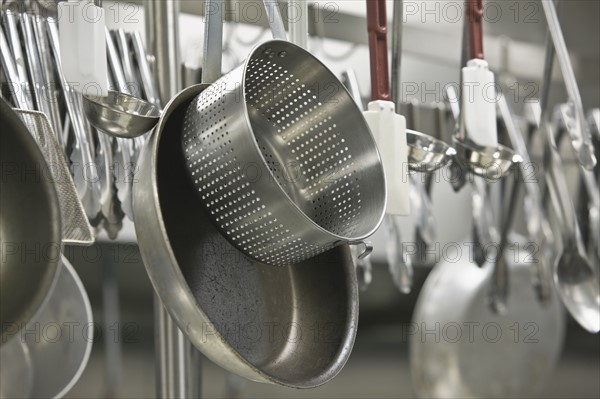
top-left (182, 38), bottom-right (385, 267)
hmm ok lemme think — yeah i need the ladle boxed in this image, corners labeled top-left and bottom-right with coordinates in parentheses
top-left (537, 27), bottom-right (600, 333)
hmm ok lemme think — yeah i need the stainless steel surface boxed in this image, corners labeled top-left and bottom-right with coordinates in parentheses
top-left (406, 130), bottom-right (455, 173)
top-left (82, 90), bottom-right (160, 138)
top-left (202, 0), bottom-right (224, 84)
top-left (288, 0), bottom-right (308, 49)
top-left (384, 216), bottom-right (413, 294)
top-left (542, 119), bottom-right (600, 333)
top-left (411, 236), bottom-right (566, 398)
top-left (182, 39), bottom-right (386, 267)
top-left (154, 298), bottom-right (201, 398)
top-left (0, 27), bottom-right (27, 109)
top-left (0, 99), bottom-right (61, 344)
top-left (452, 137), bottom-right (522, 181)
top-left (145, 0), bottom-right (181, 103)
top-left (134, 84), bottom-right (359, 387)
top-left (0, 255), bottom-right (93, 398)
top-left (263, 0), bottom-right (287, 40)
top-left (19, 12), bottom-right (63, 149)
top-left (542, 0), bottom-right (596, 170)
top-left (15, 110), bottom-right (95, 245)
top-left (2, 10), bottom-right (35, 110)
top-left (131, 31), bottom-right (161, 107)
top-left (143, 1), bottom-right (196, 397)
top-left (498, 96), bottom-right (554, 305)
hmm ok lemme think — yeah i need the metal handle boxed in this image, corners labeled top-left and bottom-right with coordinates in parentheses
top-left (466, 0), bottom-right (484, 60)
top-left (497, 94), bottom-right (553, 304)
top-left (263, 0), bottom-right (287, 41)
top-left (115, 29), bottom-right (140, 97)
top-left (349, 241), bottom-right (373, 260)
top-left (0, 28), bottom-right (29, 109)
top-left (3, 10), bottom-right (36, 110)
top-left (202, 0), bottom-right (224, 84)
top-left (342, 69), bottom-right (363, 110)
top-left (366, 0), bottom-right (391, 102)
top-left (289, 0), bottom-right (308, 49)
top-left (105, 28), bottom-right (129, 93)
top-left (130, 31), bottom-right (162, 107)
top-left (542, 0), bottom-right (596, 170)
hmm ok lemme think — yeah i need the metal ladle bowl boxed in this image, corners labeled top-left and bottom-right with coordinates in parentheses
top-left (452, 136), bottom-right (523, 180)
top-left (407, 129), bottom-right (456, 173)
top-left (82, 90), bottom-right (161, 138)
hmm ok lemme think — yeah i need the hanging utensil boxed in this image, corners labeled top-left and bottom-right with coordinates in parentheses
top-left (2, 10), bottom-right (35, 110)
top-left (16, 110), bottom-right (95, 245)
top-left (453, 0), bottom-right (520, 180)
top-left (362, 0), bottom-right (409, 216)
top-left (0, 255), bottom-right (93, 398)
top-left (180, 0), bottom-right (385, 267)
top-left (47, 18), bottom-right (102, 220)
top-left (0, 98), bottom-right (62, 344)
top-left (541, 0), bottom-right (596, 170)
top-left (497, 95), bottom-right (554, 305)
top-left (134, 1), bottom-right (359, 385)
top-left (535, 22), bottom-right (600, 333)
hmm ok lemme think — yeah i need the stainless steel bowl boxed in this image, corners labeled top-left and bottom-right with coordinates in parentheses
top-left (82, 90), bottom-right (161, 138)
top-left (0, 99), bottom-right (61, 344)
top-left (453, 136), bottom-right (522, 180)
top-left (406, 129), bottom-right (456, 173)
top-left (134, 85), bottom-right (359, 387)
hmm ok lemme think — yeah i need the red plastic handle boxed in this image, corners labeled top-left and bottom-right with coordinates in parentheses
top-left (367, 0), bottom-right (391, 101)
top-left (466, 0), bottom-right (484, 60)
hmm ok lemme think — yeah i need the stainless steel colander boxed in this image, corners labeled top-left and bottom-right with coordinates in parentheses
top-left (181, 6), bottom-right (385, 267)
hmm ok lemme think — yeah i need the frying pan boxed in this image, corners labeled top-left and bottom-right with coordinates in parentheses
top-left (133, 84), bottom-right (359, 387)
top-left (0, 98), bottom-right (61, 344)
top-left (410, 233), bottom-right (565, 398)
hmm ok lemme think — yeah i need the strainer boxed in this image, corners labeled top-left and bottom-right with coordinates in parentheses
top-left (181, 0), bottom-right (385, 267)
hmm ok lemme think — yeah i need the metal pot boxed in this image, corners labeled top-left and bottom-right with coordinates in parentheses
top-left (133, 84), bottom-right (359, 388)
top-left (0, 98), bottom-right (61, 344)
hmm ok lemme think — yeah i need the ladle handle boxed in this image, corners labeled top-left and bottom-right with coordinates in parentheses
top-left (263, 0), bottom-right (288, 41)
top-left (203, 0), bottom-right (224, 84)
top-left (542, 0), bottom-right (596, 170)
top-left (466, 0), bottom-right (484, 60)
top-left (497, 94), bottom-right (553, 304)
top-left (0, 28), bottom-right (28, 109)
top-left (131, 31), bottom-right (162, 107)
top-left (367, 0), bottom-right (391, 102)
top-left (543, 121), bottom-right (584, 250)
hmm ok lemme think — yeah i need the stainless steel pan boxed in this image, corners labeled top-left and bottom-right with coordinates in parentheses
top-left (0, 98), bottom-right (61, 344)
top-left (133, 84), bottom-right (359, 387)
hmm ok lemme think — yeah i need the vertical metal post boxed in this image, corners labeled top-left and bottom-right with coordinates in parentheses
top-left (146, 0), bottom-right (182, 101)
top-left (145, 1), bottom-right (201, 398)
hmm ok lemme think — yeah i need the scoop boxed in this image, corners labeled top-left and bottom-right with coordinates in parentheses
top-left (82, 90), bottom-right (161, 138)
top-left (406, 129), bottom-right (456, 173)
top-left (452, 137), bottom-right (522, 181)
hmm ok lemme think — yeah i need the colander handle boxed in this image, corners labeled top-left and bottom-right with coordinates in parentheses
top-left (367, 0), bottom-right (391, 102)
top-left (202, 0), bottom-right (224, 84)
top-left (349, 241), bottom-right (374, 260)
top-left (263, 0), bottom-right (288, 41)
top-left (466, 0), bottom-right (484, 60)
